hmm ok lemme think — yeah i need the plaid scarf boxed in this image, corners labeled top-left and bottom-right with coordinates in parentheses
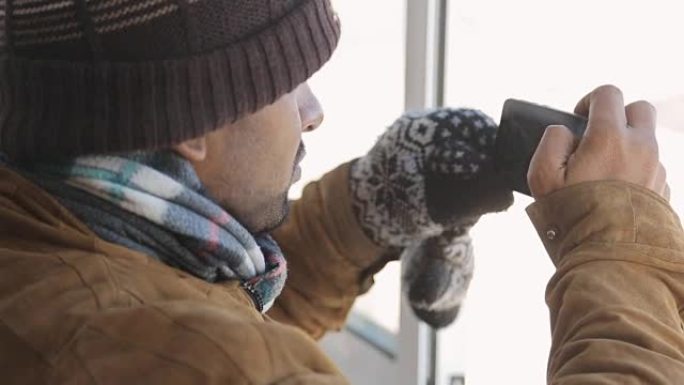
top-left (17, 151), bottom-right (287, 312)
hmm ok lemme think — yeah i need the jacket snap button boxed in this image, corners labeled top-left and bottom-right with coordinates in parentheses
top-left (546, 227), bottom-right (559, 241)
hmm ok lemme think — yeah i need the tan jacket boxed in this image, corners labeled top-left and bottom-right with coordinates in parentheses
top-left (528, 181), bottom-right (684, 383)
top-left (0, 162), bottom-right (683, 384)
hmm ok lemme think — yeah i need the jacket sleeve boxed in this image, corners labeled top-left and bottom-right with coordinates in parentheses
top-left (269, 162), bottom-right (393, 339)
top-left (527, 181), bottom-right (684, 384)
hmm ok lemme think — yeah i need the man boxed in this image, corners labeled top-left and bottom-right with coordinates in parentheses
top-left (0, 2), bottom-right (682, 385)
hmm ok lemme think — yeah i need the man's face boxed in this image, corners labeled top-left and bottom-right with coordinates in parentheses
top-left (189, 83), bottom-right (323, 233)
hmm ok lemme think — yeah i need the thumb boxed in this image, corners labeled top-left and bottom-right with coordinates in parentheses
top-left (425, 164), bottom-right (513, 227)
top-left (528, 125), bottom-right (578, 198)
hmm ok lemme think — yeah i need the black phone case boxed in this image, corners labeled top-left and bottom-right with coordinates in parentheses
top-left (494, 99), bottom-right (587, 196)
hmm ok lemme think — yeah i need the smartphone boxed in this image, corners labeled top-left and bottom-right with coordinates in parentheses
top-left (494, 99), bottom-right (587, 196)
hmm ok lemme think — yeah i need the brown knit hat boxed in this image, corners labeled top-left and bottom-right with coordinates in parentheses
top-left (0, 0), bottom-right (340, 160)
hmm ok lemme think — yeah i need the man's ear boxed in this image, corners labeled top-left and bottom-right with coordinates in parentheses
top-left (173, 136), bottom-right (208, 162)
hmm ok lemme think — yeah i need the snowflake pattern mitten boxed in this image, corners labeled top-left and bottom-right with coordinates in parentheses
top-left (350, 108), bottom-right (514, 327)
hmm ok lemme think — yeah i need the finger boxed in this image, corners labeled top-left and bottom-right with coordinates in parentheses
top-left (574, 85), bottom-right (628, 139)
top-left (654, 163), bottom-right (668, 196)
top-left (664, 184), bottom-right (671, 201)
top-left (625, 100), bottom-right (657, 131)
top-left (528, 125), bottom-right (577, 198)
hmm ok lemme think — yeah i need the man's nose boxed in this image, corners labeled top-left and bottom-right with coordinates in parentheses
top-left (297, 83), bottom-right (324, 133)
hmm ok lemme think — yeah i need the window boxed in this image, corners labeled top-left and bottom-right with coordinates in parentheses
top-left (294, 1), bottom-right (684, 384)
top-left (438, 1), bottom-right (684, 384)
top-left (293, 0), bottom-right (405, 341)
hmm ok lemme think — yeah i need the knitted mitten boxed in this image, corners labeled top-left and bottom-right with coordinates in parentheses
top-left (350, 108), bottom-right (514, 328)
top-left (402, 230), bottom-right (474, 328)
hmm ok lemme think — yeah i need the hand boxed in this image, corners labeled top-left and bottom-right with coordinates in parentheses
top-left (351, 108), bottom-right (513, 328)
top-left (350, 108), bottom-right (514, 248)
top-left (528, 85), bottom-right (669, 200)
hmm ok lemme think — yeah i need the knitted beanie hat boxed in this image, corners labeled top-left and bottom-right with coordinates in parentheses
top-left (0, 0), bottom-right (340, 160)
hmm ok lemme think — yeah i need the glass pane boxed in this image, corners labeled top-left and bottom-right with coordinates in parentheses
top-left (439, 1), bottom-right (684, 384)
top-left (290, 0), bottom-right (406, 336)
